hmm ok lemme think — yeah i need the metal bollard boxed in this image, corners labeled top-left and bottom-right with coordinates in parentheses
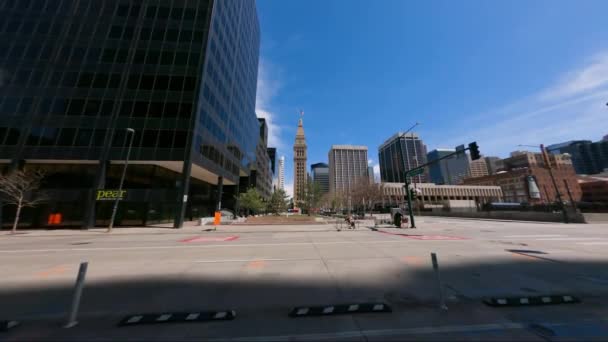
top-left (430, 253), bottom-right (448, 311)
top-left (64, 262), bottom-right (88, 328)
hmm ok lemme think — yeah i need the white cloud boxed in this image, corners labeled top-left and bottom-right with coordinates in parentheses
top-left (445, 51), bottom-right (608, 157)
top-left (255, 59), bottom-right (286, 151)
top-left (540, 51), bottom-right (608, 101)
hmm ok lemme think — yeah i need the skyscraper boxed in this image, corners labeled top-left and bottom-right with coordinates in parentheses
top-left (368, 166), bottom-right (375, 183)
top-left (0, 0), bottom-right (261, 228)
top-left (293, 118), bottom-right (307, 204)
top-left (311, 162), bottom-right (329, 194)
top-left (277, 156), bottom-right (285, 192)
top-left (469, 158), bottom-right (490, 178)
top-left (547, 140), bottom-right (608, 175)
top-left (427, 149), bottom-right (470, 185)
top-left (329, 145), bottom-right (368, 194)
top-left (378, 132), bottom-right (428, 183)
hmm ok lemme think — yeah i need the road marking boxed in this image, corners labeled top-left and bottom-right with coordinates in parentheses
top-left (535, 237), bottom-right (602, 241)
top-left (348, 304), bottom-right (359, 312)
top-left (35, 265), bottom-right (68, 278)
top-left (205, 322), bottom-right (527, 341)
top-left (402, 256), bottom-right (423, 265)
top-left (0, 240), bottom-right (414, 254)
top-left (576, 241), bottom-right (608, 245)
top-left (247, 260), bottom-right (266, 269)
top-left (504, 234), bottom-right (565, 238)
top-left (194, 258), bottom-right (317, 263)
top-left (322, 306), bottom-right (334, 314)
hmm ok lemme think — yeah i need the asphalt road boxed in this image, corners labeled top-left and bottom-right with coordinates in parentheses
top-left (1, 217), bottom-right (608, 341)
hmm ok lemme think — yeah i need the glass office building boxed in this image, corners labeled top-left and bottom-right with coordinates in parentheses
top-left (378, 132), bottom-right (428, 183)
top-left (0, 0), bottom-right (260, 228)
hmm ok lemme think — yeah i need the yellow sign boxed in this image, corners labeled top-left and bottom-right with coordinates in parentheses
top-left (96, 190), bottom-right (127, 201)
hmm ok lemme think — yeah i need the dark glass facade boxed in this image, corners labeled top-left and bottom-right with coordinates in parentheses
top-left (311, 162), bottom-right (329, 194)
top-left (378, 133), bottom-right (428, 183)
top-left (0, 0), bottom-right (261, 228)
top-left (547, 140), bottom-right (608, 175)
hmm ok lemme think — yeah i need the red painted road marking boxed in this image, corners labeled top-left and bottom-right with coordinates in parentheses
top-left (180, 236), bottom-right (239, 243)
top-left (247, 260), bottom-right (266, 269)
top-left (378, 230), bottom-right (467, 240)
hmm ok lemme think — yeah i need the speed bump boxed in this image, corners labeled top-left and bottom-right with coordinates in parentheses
top-left (483, 295), bottom-right (580, 307)
top-left (118, 310), bottom-right (236, 326)
top-left (0, 320), bottom-right (19, 332)
top-left (289, 303), bottom-right (391, 317)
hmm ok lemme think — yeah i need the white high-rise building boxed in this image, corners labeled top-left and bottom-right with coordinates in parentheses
top-left (277, 156), bottom-right (285, 191)
top-left (328, 145), bottom-right (369, 195)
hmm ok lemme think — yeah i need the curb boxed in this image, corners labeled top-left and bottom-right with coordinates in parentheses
top-left (289, 303), bottom-right (391, 317)
top-left (118, 310), bottom-right (236, 326)
top-left (483, 295), bottom-right (580, 307)
top-left (0, 320), bottom-right (19, 332)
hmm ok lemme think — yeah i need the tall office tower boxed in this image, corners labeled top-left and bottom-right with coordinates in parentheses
top-left (311, 162), bottom-right (329, 194)
top-left (378, 132), bottom-right (428, 183)
top-left (293, 118), bottom-right (307, 204)
top-left (0, 0), bottom-right (261, 228)
top-left (469, 158), bottom-right (490, 178)
top-left (427, 149), bottom-right (471, 185)
top-left (328, 145), bottom-right (369, 195)
top-left (277, 156), bottom-right (285, 191)
top-left (547, 139), bottom-right (608, 175)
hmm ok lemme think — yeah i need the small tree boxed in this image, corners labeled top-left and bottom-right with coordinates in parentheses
top-left (298, 180), bottom-right (323, 215)
top-left (267, 188), bottom-right (288, 215)
top-left (237, 187), bottom-right (265, 216)
top-left (0, 170), bottom-right (46, 233)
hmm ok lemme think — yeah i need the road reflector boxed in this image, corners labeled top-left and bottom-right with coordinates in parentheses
top-left (484, 295), bottom-right (580, 307)
top-left (126, 316), bottom-right (142, 324)
top-left (118, 310), bottom-right (236, 326)
top-left (156, 314), bottom-right (171, 322)
top-left (322, 307), bottom-right (334, 314)
top-left (289, 303), bottom-right (391, 317)
top-left (185, 313), bottom-right (200, 321)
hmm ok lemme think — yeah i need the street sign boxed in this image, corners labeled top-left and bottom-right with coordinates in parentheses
top-left (455, 144), bottom-right (465, 156)
top-left (406, 168), bottom-right (424, 177)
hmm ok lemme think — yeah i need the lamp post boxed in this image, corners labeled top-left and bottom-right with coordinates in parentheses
top-left (108, 128), bottom-right (135, 233)
top-left (402, 122), bottom-right (420, 228)
top-left (517, 144), bottom-right (569, 223)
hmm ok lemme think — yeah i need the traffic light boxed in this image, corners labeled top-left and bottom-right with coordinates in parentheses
top-left (468, 141), bottom-right (481, 160)
top-left (410, 188), bottom-right (417, 200)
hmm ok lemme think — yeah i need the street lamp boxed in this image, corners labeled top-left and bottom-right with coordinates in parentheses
top-left (108, 128), bottom-right (135, 233)
top-left (402, 122), bottom-right (420, 228)
top-left (516, 144), bottom-right (569, 223)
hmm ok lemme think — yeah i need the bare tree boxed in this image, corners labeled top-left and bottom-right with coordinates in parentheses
top-left (0, 170), bottom-right (46, 233)
top-left (350, 178), bottom-right (385, 215)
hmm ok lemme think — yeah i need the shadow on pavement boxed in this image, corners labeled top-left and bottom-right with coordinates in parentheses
top-left (1, 258), bottom-right (608, 340)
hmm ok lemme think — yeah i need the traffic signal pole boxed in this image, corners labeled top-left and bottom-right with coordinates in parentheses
top-left (405, 178), bottom-right (416, 228)
top-left (403, 142), bottom-right (480, 229)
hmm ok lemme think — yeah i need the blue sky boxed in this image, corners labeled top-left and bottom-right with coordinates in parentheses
top-left (255, 0), bottom-right (608, 196)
